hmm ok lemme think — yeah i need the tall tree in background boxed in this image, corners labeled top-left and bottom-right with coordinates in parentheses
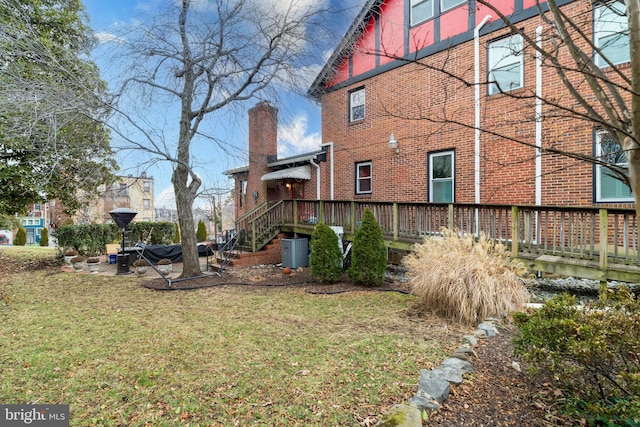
top-left (109, 0), bottom-right (328, 277)
top-left (0, 0), bottom-right (115, 215)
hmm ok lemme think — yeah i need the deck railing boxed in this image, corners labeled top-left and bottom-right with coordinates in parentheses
top-left (239, 199), bottom-right (639, 280)
top-left (276, 200), bottom-right (638, 267)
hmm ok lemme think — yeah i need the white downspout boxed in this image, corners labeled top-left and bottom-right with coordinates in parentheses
top-left (310, 159), bottom-right (320, 200)
top-left (535, 26), bottom-right (543, 206)
top-left (474, 14), bottom-right (492, 206)
top-left (321, 142), bottom-right (334, 200)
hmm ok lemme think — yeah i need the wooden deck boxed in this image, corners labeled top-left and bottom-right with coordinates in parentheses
top-left (236, 200), bottom-right (640, 283)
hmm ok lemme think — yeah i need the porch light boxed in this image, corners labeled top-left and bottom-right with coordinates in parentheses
top-left (388, 134), bottom-right (399, 153)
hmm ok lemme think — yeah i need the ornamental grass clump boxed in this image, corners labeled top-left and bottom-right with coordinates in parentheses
top-left (309, 222), bottom-right (343, 283)
top-left (403, 228), bottom-right (529, 325)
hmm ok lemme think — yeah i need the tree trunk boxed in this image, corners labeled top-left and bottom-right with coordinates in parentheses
top-left (172, 165), bottom-right (202, 278)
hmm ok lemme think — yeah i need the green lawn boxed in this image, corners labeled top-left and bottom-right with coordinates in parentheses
top-left (0, 247), bottom-right (467, 426)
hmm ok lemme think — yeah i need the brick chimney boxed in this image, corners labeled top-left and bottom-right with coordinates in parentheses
top-left (246, 101), bottom-right (278, 207)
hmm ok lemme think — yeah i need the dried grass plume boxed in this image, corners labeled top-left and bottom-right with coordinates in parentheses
top-left (403, 228), bottom-right (529, 325)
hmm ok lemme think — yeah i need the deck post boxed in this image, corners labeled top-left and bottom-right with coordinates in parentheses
top-left (448, 204), bottom-right (454, 230)
top-left (318, 201), bottom-right (324, 224)
top-left (350, 201), bottom-right (356, 235)
top-left (599, 208), bottom-right (608, 270)
top-left (511, 206), bottom-right (519, 257)
top-left (251, 220), bottom-right (256, 253)
top-left (393, 203), bottom-right (399, 242)
top-left (293, 200), bottom-right (298, 228)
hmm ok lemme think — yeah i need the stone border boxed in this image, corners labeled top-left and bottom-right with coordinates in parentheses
top-left (377, 319), bottom-right (500, 427)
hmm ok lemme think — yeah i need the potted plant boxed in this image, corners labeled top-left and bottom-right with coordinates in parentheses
top-left (156, 258), bottom-right (172, 276)
top-left (64, 249), bottom-right (78, 266)
top-left (133, 258), bottom-right (149, 276)
top-left (70, 256), bottom-right (86, 272)
top-left (86, 257), bottom-right (100, 274)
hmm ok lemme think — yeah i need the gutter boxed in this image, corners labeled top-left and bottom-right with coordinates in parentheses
top-left (474, 14), bottom-right (492, 205)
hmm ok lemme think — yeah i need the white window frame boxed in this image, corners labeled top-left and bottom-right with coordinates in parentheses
top-left (429, 151), bottom-right (455, 203)
top-left (356, 161), bottom-right (373, 195)
top-left (594, 2), bottom-right (629, 68)
top-left (411, 0), bottom-right (434, 26)
top-left (595, 130), bottom-right (633, 202)
top-left (441, 0), bottom-right (464, 13)
top-left (488, 34), bottom-right (524, 95)
top-left (349, 88), bottom-right (365, 122)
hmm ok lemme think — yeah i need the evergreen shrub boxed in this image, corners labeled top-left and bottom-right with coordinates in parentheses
top-left (14, 226), bottom-right (27, 246)
top-left (173, 223), bottom-right (180, 243)
top-left (196, 220), bottom-right (207, 242)
top-left (347, 208), bottom-right (386, 286)
top-left (513, 289), bottom-right (640, 425)
top-left (309, 223), bottom-right (343, 283)
top-left (39, 228), bottom-right (49, 247)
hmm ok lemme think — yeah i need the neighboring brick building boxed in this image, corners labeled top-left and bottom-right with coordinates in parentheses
top-left (78, 173), bottom-right (155, 224)
top-left (307, 0), bottom-right (634, 208)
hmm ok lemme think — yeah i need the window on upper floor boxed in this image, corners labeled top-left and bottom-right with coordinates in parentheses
top-left (594, 1), bottom-right (629, 67)
top-left (488, 34), bottom-right (524, 95)
top-left (119, 183), bottom-right (129, 197)
top-left (239, 179), bottom-right (247, 207)
top-left (429, 151), bottom-right (454, 203)
top-left (143, 199), bottom-right (150, 210)
top-left (595, 129), bottom-right (633, 202)
top-left (356, 161), bottom-right (372, 195)
top-left (441, 0), bottom-right (464, 12)
top-left (143, 181), bottom-right (151, 193)
top-left (411, 0), bottom-right (434, 26)
top-left (349, 87), bottom-right (365, 122)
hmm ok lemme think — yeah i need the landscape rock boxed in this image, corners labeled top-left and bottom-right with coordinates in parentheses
top-left (462, 335), bottom-right (478, 346)
top-left (376, 404), bottom-right (422, 427)
top-left (407, 395), bottom-right (440, 413)
top-left (477, 321), bottom-right (499, 337)
top-left (417, 370), bottom-right (451, 403)
top-left (440, 357), bottom-right (474, 374)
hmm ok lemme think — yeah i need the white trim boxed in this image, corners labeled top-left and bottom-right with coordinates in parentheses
top-left (356, 161), bottom-right (373, 194)
top-left (441, 0), bottom-right (464, 13)
top-left (429, 151), bottom-right (455, 203)
top-left (595, 130), bottom-right (633, 203)
top-left (349, 88), bottom-right (365, 122)
top-left (488, 34), bottom-right (524, 95)
top-left (410, 0), bottom-right (434, 26)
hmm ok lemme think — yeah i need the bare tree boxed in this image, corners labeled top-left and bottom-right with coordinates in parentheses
top-left (354, 0), bottom-right (639, 216)
top-left (106, 0), bottom-right (328, 277)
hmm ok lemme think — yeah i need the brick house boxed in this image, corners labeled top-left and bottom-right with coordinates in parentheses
top-left (306, 0), bottom-right (634, 208)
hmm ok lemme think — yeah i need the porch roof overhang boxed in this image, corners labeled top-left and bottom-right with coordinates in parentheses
top-left (261, 165), bottom-right (311, 181)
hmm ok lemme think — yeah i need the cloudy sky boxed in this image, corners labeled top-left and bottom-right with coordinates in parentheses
top-left (81, 0), bottom-right (364, 208)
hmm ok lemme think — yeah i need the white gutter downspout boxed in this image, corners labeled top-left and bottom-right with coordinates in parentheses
top-left (535, 26), bottom-right (543, 206)
top-left (321, 142), bottom-right (334, 200)
top-left (310, 159), bottom-right (320, 200)
top-left (475, 15), bottom-right (492, 206)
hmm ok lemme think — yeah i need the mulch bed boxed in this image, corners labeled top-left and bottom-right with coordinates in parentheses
top-left (141, 265), bottom-right (412, 294)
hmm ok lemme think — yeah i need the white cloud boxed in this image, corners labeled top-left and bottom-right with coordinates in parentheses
top-left (155, 186), bottom-right (176, 210)
top-left (278, 115), bottom-right (321, 157)
top-left (94, 32), bottom-right (126, 44)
